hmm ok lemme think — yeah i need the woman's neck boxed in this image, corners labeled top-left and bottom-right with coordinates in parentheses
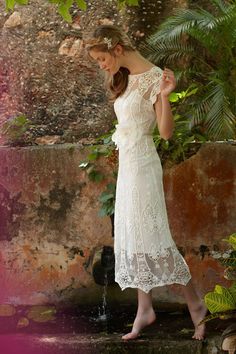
top-left (121, 51), bottom-right (154, 75)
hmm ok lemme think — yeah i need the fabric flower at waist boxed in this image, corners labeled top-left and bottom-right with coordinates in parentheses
top-left (111, 122), bottom-right (144, 151)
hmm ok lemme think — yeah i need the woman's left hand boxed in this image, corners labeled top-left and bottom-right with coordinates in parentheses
top-left (160, 68), bottom-right (176, 97)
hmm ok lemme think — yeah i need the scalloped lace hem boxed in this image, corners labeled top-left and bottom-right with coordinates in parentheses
top-left (114, 247), bottom-right (192, 294)
top-left (115, 276), bottom-right (192, 294)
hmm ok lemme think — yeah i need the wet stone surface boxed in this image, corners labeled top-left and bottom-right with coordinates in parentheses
top-left (0, 304), bottom-right (233, 353)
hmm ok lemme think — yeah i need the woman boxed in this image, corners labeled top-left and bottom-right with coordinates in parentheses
top-left (85, 24), bottom-right (207, 341)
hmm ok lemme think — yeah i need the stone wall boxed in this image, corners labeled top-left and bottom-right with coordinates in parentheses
top-left (0, 142), bottom-right (235, 306)
top-left (0, 0), bottom-right (187, 146)
top-left (0, 0), bottom-right (114, 144)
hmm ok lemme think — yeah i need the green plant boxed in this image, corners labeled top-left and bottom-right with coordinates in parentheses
top-left (79, 123), bottom-right (118, 217)
top-left (144, 0), bottom-right (236, 140)
top-left (0, 115), bottom-right (34, 145)
top-left (201, 233), bottom-right (236, 324)
top-left (98, 181), bottom-right (116, 217)
top-left (5, 0), bottom-right (139, 22)
top-left (153, 85), bottom-right (207, 164)
top-left (79, 123), bottom-right (117, 182)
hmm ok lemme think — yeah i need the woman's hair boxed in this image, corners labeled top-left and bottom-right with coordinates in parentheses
top-left (84, 25), bottom-right (136, 100)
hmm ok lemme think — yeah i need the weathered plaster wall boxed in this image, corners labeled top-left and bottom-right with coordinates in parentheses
top-left (0, 143), bottom-right (235, 306)
top-left (0, 143), bottom-right (113, 305)
top-left (160, 142), bottom-right (236, 302)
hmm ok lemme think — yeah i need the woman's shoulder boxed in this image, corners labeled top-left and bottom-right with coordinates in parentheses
top-left (141, 66), bottom-right (163, 84)
top-left (150, 65), bottom-right (163, 77)
top-left (140, 66), bottom-right (163, 82)
top-left (132, 66), bottom-right (162, 99)
top-left (129, 65), bottom-right (162, 79)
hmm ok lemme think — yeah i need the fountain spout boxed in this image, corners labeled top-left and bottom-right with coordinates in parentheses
top-left (92, 246), bottom-right (115, 286)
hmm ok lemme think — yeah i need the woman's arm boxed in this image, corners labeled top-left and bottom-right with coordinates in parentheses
top-left (154, 68), bottom-right (176, 141)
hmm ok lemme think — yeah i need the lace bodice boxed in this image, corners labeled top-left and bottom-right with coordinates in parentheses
top-left (112, 66), bottom-right (163, 152)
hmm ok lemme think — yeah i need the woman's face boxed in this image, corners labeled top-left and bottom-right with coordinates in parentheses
top-left (89, 48), bottom-right (121, 75)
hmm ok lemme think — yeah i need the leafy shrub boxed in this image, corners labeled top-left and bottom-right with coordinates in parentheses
top-left (144, 0), bottom-right (236, 140)
top-left (202, 233), bottom-right (236, 323)
top-left (153, 85), bottom-right (207, 165)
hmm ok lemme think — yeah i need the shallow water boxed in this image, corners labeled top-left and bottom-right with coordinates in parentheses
top-left (0, 304), bottom-right (190, 336)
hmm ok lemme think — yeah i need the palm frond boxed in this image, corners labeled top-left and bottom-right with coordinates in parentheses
top-left (140, 40), bottom-right (195, 66)
top-left (191, 99), bottom-right (211, 126)
top-left (188, 28), bottom-right (219, 56)
top-left (205, 83), bottom-right (236, 139)
top-left (190, 80), bottom-right (236, 140)
top-left (232, 27), bottom-right (236, 43)
top-left (148, 4), bottom-right (236, 45)
top-left (148, 8), bottom-right (218, 43)
top-left (214, 5), bottom-right (236, 27)
top-left (173, 68), bottom-right (200, 83)
top-left (145, 0), bottom-right (236, 141)
top-left (210, 0), bottom-right (231, 13)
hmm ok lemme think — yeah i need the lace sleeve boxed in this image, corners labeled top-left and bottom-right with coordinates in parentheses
top-left (149, 67), bottom-right (163, 104)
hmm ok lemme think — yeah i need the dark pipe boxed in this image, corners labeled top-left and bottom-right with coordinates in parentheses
top-left (101, 246), bottom-right (115, 269)
top-left (110, 214), bottom-right (114, 238)
top-left (92, 246), bottom-right (115, 286)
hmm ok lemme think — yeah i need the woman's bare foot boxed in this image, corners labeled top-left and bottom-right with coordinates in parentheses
top-left (122, 308), bottom-right (156, 340)
top-left (189, 303), bottom-right (208, 340)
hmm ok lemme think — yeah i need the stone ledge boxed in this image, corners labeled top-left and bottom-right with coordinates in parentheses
top-left (1, 308), bottom-right (234, 354)
top-left (0, 333), bottom-right (225, 354)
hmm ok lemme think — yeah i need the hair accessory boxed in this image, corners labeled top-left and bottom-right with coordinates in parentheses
top-left (103, 37), bottom-right (113, 49)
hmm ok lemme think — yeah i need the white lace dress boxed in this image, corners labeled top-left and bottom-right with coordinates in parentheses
top-left (111, 66), bottom-right (191, 293)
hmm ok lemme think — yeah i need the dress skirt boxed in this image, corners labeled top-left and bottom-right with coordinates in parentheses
top-left (113, 138), bottom-right (191, 293)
